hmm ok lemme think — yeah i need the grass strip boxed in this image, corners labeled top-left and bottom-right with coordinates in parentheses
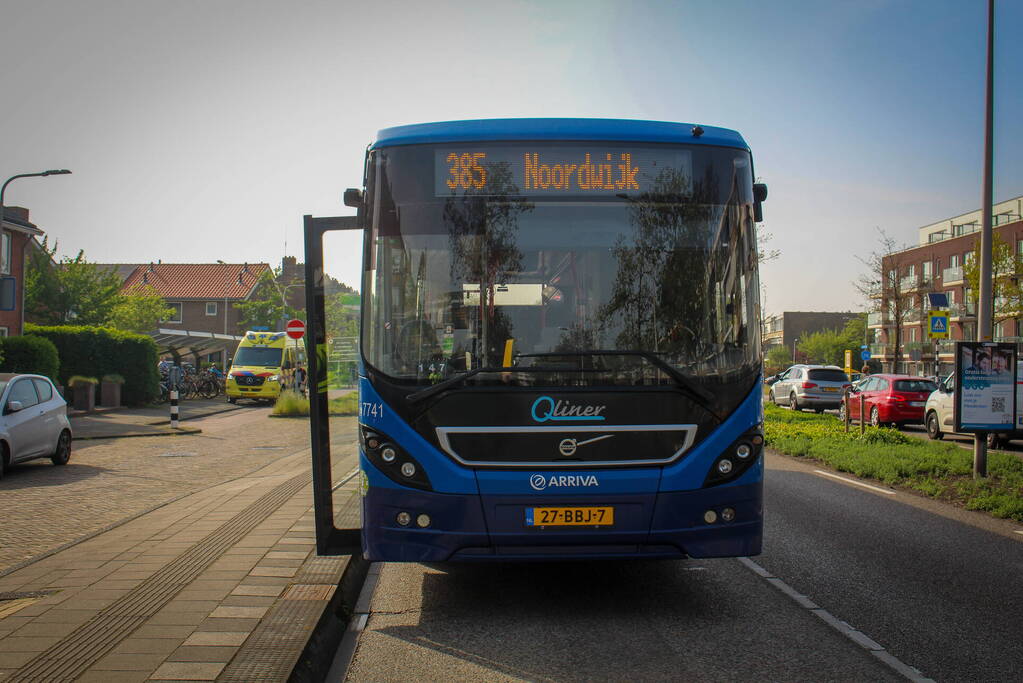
top-left (765, 403), bottom-right (1023, 521)
top-left (271, 390), bottom-right (358, 417)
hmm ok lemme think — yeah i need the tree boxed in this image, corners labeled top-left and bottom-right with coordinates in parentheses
top-left (765, 345), bottom-right (792, 374)
top-left (234, 270), bottom-right (300, 331)
top-left (25, 238), bottom-right (123, 325)
top-left (797, 328), bottom-right (846, 366)
top-left (854, 229), bottom-right (915, 371)
top-left (963, 232), bottom-right (1021, 326)
top-left (107, 286), bottom-right (176, 334)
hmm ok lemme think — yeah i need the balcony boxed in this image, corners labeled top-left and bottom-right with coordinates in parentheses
top-left (899, 275), bottom-right (920, 291)
top-left (902, 307), bottom-right (923, 322)
top-left (936, 339), bottom-right (956, 356)
top-left (902, 341), bottom-right (935, 359)
top-left (943, 266), bottom-right (964, 285)
top-left (869, 343), bottom-right (890, 357)
top-left (949, 301), bottom-right (976, 320)
top-left (867, 311), bottom-right (887, 328)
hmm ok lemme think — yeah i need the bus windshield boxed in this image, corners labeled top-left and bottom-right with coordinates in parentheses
top-left (363, 141), bottom-right (761, 393)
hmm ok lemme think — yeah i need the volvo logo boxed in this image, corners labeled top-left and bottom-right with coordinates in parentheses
top-left (531, 396), bottom-right (607, 422)
top-left (558, 434), bottom-right (614, 457)
top-left (529, 474), bottom-right (600, 490)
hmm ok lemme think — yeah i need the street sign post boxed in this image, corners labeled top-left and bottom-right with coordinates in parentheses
top-left (285, 319), bottom-right (306, 340)
top-left (860, 350), bottom-right (871, 362)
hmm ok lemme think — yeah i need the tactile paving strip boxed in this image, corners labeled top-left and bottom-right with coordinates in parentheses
top-left (9, 472), bottom-right (312, 683)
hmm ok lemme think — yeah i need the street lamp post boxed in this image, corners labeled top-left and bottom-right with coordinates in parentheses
top-left (792, 337), bottom-right (799, 363)
top-left (216, 260), bottom-right (230, 372)
top-left (1, 170), bottom-right (72, 335)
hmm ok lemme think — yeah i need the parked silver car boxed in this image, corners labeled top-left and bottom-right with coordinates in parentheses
top-left (768, 364), bottom-right (851, 412)
top-left (0, 373), bottom-right (72, 478)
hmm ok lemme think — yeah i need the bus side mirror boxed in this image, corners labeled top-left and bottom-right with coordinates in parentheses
top-left (753, 183), bottom-right (767, 223)
top-left (343, 188), bottom-right (364, 208)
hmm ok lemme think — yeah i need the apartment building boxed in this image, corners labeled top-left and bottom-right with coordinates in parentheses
top-left (871, 195), bottom-right (1023, 375)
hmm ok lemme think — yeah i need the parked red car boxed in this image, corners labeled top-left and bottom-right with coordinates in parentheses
top-left (839, 374), bottom-right (939, 428)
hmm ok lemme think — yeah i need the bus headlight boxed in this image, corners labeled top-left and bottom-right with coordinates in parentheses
top-left (717, 459), bottom-right (734, 474)
top-left (381, 446), bottom-right (397, 463)
top-left (704, 427), bottom-right (764, 487)
top-left (359, 426), bottom-right (433, 492)
top-left (400, 462), bottom-right (416, 478)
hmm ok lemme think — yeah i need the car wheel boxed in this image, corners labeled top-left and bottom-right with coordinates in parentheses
top-left (814, 408), bottom-right (824, 414)
top-left (925, 412), bottom-right (943, 440)
top-left (870, 406), bottom-right (882, 428)
top-left (51, 430), bottom-right (71, 466)
top-left (987, 433), bottom-right (1003, 449)
top-left (790, 393), bottom-right (800, 411)
top-left (769, 389), bottom-right (777, 405)
top-left (227, 396), bottom-right (237, 404)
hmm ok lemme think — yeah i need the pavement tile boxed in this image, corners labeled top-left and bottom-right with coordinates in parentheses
top-left (10, 619), bottom-right (82, 637)
top-left (248, 566), bottom-right (297, 577)
top-left (174, 589), bottom-right (232, 602)
top-left (229, 583), bottom-right (285, 597)
top-left (265, 551), bottom-right (310, 560)
top-left (146, 611), bottom-right (210, 627)
top-left (30, 608), bottom-right (97, 625)
top-left (167, 646), bottom-right (239, 663)
top-left (149, 661), bottom-right (226, 681)
top-left (76, 671), bottom-right (151, 683)
top-left (111, 638), bottom-right (183, 655)
top-left (182, 631), bottom-right (249, 647)
top-left (0, 651), bottom-right (39, 668)
top-left (131, 624), bottom-right (197, 639)
top-left (220, 596), bottom-right (276, 608)
top-left (93, 652), bottom-right (168, 671)
top-left (195, 617), bottom-right (260, 632)
top-left (208, 605), bottom-right (269, 619)
top-left (0, 635), bottom-right (62, 652)
top-left (158, 600), bottom-right (221, 613)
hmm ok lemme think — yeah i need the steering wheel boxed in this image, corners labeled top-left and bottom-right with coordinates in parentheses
top-left (395, 320), bottom-right (440, 366)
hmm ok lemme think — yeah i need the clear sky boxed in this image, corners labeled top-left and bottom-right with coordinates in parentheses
top-left (2, 0), bottom-right (1020, 315)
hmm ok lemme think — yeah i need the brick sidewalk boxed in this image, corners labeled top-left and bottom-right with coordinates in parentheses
top-left (70, 400), bottom-right (245, 440)
top-left (0, 416), bottom-right (361, 681)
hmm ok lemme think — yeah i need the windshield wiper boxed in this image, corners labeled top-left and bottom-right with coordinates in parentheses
top-left (406, 367), bottom-right (501, 404)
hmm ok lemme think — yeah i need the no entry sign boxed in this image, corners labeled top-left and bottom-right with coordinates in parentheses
top-left (285, 319), bottom-right (306, 340)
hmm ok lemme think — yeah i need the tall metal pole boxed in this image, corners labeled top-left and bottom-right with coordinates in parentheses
top-left (974, 0), bottom-right (995, 478)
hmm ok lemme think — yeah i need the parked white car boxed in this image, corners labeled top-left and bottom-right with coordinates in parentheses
top-left (0, 373), bottom-right (72, 478)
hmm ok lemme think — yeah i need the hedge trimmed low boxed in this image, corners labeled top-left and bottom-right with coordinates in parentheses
top-left (26, 324), bottom-right (160, 405)
top-left (0, 335), bottom-right (59, 382)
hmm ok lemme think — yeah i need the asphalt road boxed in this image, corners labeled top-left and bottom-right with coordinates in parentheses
top-left (344, 451), bottom-right (1023, 681)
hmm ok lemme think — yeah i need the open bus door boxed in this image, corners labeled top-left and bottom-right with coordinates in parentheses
top-left (304, 213), bottom-right (363, 556)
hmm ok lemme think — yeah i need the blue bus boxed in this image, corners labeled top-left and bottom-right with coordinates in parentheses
top-left (305, 118), bottom-right (767, 562)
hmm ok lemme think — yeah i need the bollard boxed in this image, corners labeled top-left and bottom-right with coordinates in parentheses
top-left (843, 390), bottom-right (850, 433)
top-left (859, 394), bottom-right (866, 434)
top-left (170, 390), bottom-right (179, 429)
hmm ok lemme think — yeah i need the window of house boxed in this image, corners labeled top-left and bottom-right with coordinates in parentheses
top-left (965, 251), bottom-right (974, 266)
top-left (906, 264), bottom-right (915, 277)
top-left (0, 327), bottom-right (8, 337)
top-left (950, 254), bottom-right (960, 268)
top-left (206, 302), bottom-right (218, 316)
top-left (162, 302), bottom-right (183, 324)
top-left (994, 320), bottom-right (1006, 339)
top-left (922, 261), bottom-right (932, 281)
top-left (0, 232), bottom-right (9, 275)
top-left (1017, 239), bottom-right (1023, 256)
top-left (947, 290), bottom-right (956, 305)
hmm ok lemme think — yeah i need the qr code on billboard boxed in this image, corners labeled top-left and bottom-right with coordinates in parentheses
top-left (991, 396), bottom-right (1006, 413)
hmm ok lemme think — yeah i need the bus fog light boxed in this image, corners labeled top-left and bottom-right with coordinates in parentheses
top-left (366, 436), bottom-right (381, 450)
top-left (752, 435), bottom-right (764, 445)
top-left (400, 462), bottom-right (416, 477)
top-left (721, 507), bottom-right (736, 522)
top-left (381, 446), bottom-right (397, 463)
top-left (703, 510), bottom-right (718, 524)
top-left (735, 443), bottom-right (752, 459)
top-left (396, 512), bottom-right (411, 526)
top-left (416, 514), bottom-right (431, 528)
top-left (717, 458), bottom-right (734, 474)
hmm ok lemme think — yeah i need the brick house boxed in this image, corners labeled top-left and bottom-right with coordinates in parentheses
top-left (104, 262), bottom-right (271, 366)
top-left (872, 195), bottom-right (1023, 375)
top-left (0, 207), bottom-right (44, 337)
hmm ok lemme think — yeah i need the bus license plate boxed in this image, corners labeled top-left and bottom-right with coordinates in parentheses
top-left (525, 506), bottom-right (614, 526)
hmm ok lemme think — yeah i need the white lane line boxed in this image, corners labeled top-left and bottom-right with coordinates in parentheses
top-left (737, 557), bottom-right (933, 682)
top-left (813, 469), bottom-right (896, 495)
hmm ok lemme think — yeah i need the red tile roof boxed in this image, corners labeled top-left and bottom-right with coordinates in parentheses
top-left (120, 263), bottom-right (272, 300)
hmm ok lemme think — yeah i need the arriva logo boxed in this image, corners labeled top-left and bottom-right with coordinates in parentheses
top-left (531, 396), bottom-right (606, 422)
top-left (529, 474), bottom-right (600, 491)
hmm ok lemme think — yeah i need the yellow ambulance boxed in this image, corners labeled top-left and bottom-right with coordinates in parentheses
top-left (225, 331), bottom-right (305, 403)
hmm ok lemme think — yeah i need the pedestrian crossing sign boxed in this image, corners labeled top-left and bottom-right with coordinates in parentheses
top-left (928, 311), bottom-right (950, 339)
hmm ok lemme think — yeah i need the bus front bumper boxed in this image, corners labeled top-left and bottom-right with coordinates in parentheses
top-left (361, 480), bottom-right (762, 563)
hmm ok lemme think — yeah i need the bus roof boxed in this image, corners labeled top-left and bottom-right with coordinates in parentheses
top-left (371, 118), bottom-right (748, 151)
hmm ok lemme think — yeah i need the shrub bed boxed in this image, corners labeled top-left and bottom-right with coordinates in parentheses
top-left (25, 324), bottom-right (160, 405)
top-left (765, 403), bottom-right (1023, 521)
top-left (270, 391), bottom-right (358, 417)
top-left (0, 335), bottom-right (59, 382)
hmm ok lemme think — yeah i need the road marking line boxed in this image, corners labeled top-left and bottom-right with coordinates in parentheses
top-left (813, 469), bottom-right (896, 495)
top-left (737, 557), bottom-right (933, 682)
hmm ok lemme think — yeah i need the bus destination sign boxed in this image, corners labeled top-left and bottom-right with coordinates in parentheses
top-left (435, 147), bottom-right (691, 197)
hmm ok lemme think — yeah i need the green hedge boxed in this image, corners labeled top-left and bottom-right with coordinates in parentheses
top-left (0, 335), bottom-right (59, 382)
top-left (25, 324), bottom-right (160, 405)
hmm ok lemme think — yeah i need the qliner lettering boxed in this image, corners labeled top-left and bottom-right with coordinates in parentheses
top-left (524, 152), bottom-right (640, 191)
